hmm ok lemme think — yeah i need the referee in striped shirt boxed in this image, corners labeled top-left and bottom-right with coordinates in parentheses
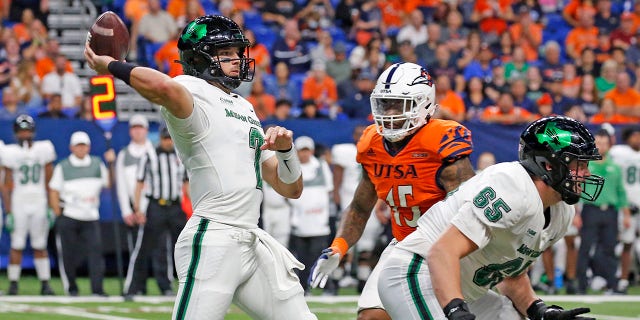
top-left (124, 127), bottom-right (188, 298)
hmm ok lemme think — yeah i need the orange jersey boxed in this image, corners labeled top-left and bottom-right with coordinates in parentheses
top-left (356, 120), bottom-right (473, 241)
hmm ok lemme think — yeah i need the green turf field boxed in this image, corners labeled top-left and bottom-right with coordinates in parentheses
top-left (0, 276), bottom-right (638, 319)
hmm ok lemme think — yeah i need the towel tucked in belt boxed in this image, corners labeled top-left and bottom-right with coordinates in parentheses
top-left (251, 228), bottom-right (305, 300)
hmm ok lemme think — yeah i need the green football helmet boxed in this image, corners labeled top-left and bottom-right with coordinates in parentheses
top-left (177, 15), bottom-right (255, 90)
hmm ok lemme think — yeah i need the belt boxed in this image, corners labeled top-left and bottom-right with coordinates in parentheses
top-left (155, 198), bottom-right (178, 206)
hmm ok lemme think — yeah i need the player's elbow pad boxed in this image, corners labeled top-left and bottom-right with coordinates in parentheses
top-left (276, 147), bottom-right (301, 184)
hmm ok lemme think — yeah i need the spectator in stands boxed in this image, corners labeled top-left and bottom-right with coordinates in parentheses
top-left (167, 0), bottom-right (204, 28)
top-left (12, 8), bottom-right (45, 46)
top-left (594, 31), bottom-right (613, 63)
top-left (610, 12), bottom-right (635, 51)
top-left (463, 76), bottom-right (493, 122)
top-left (511, 78), bottom-right (535, 113)
top-left (589, 97), bottom-right (628, 124)
top-left (441, 10), bottom-right (467, 55)
top-left (10, 59), bottom-right (43, 110)
top-left (470, 0), bottom-right (513, 43)
top-left (154, 35), bottom-right (182, 78)
top-left (264, 61), bottom-right (301, 109)
top-left (288, 136), bottom-right (333, 294)
top-left (480, 91), bottom-right (535, 125)
top-left (396, 9), bottom-right (428, 48)
top-left (504, 46), bottom-right (529, 82)
top-left (298, 99), bottom-right (329, 119)
top-left (565, 7), bottom-right (599, 61)
top-left (509, 6), bottom-right (542, 62)
top-left (0, 37), bottom-right (22, 84)
top-left (562, 0), bottom-right (594, 28)
top-left (247, 74), bottom-right (276, 121)
top-left (351, 0), bottom-right (385, 45)
top-left (124, 0), bottom-right (149, 26)
top-left (594, 0), bottom-right (618, 35)
top-left (563, 103), bottom-right (588, 123)
top-left (475, 151), bottom-right (496, 174)
top-left (0, 86), bottom-right (26, 120)
top-left (335, 0), bottom-right (358, 33)
top-left (484, 61), bottom-right (508, 102)
top-left (37, 94), bottom-right (68, 119)
top-left (49, 131), bottom-right (114, 297)
top-left (267, 98), bottom-right (293, 121)
top-left (35, 39), bottom-right (74, 80)
top-left (133, 0), bottom-right (178, 66)
top-left (462, 41), bottom-right (495, 83)
top-left (415, 22), bottom-right (442, 67)
top-left (604, 71), bottom-right (640, 122)
top-left (310, 29), bottom-right (336, 66)
top-left (75, 97), bottom-right (94, 121)
top-left (596, 59), bottom-right (618, 96)
top-left (326, 42), bottom-right (352, 86)
top-left (261, 0), bottom-right (302, 27)
top-left (297, 0), bottom-right (335, 42)
top-left (301, 62), bottom-right (338, 114)
top-left (455, 30), bottom-right (482, 76)
top-left (535, 93), bottom-right (555, 118)
top-left (271, 19), bottom-right (311, 75)
top-left (41, 55), bottom-right (83, 108)
top-left (434, 74), bottom-right (465, 122)
top-left (577, 74), bottom-right (600, 117)
top-left (431, 42), bottom-right (458, 84)
top-left (8, 0), bottom-right (48, 27)
top-left (525, 66), bottom-right (545, 103)
top-left (349, 36), bottom-right (385, 76)
top-left (562, 63), bottom-right (582, 99)
top-left (539, 41), bottom-right (565, 83)
top-left (396, 39), bottom-right (423, 65)
top-left (340, 69), bottom-right (375, 119)
top-left (577, 47), bottom-right (600, 77)
top-left (548, 74), bottom-right (577, 115)
top-left (245, 29), bottom-right (271, 74)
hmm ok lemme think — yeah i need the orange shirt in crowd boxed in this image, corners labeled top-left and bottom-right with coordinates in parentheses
top-left (438, 90), bottom-right (466, 119)
top-left (565, 26), bottom-right (599, 59)
top-left (379, 0), bottom-right (407, 29)
top-left (480, 106), bottom-right (534, 125)
top-left (250, 43), bottom-right (271, 73)
top-left (509, 22), bottom-right (542, 62)
top-left (301, 76), bottom-right (338, 109)
top-left (589, 113), bottom-right (629, 125)
top-left (247, 93), bottom-right (276, 121)
top-left (474, 0), bottom-right (511, 35)
top-left (124, 0), bottom-right (150, 23)
top-left (154, 39), bottom-right (183, 78)
top-left (35, 57), bottom-right (74, 79)
top-left (166, 0), bottom-right (204, 20)
top-left (604, 88), bottom-right (640, 122)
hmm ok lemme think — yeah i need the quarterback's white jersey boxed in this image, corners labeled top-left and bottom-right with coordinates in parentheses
top-left (2, 140), bottom-right (56, 203)
top-left (609, 144), bottom-right (640, 208)
top-left (331, 142), bottom-right (361, 208)
top-left (161, 75), bottom-right (275, 228)
top-left (396, 161), bottom-right (574, 301)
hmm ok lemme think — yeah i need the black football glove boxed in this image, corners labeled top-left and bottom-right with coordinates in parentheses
top-left (527, 299), bottom-right (595, 320)
top-left (443, 298), bottom-right (476, 320)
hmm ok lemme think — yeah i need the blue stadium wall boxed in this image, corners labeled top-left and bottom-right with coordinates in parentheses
top-left (0, 119), bottom-right (619, 270)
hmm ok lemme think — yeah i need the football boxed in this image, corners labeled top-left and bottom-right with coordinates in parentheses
top-left (87, 11), bottom-right (130, 60)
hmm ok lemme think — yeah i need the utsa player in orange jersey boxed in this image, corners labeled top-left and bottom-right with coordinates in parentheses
top-left (309, 62), bottom-right (476, 320)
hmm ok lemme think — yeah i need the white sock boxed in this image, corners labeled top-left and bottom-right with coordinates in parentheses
top-left (34, 258), bottom-right (51, 281)
top-left (8, 264), bottom-right (21, 281)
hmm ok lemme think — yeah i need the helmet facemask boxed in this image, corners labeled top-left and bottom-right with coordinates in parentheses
top-left (179, 44), bottom-right (255, 90)
top-left (547, 153), bottom-right (604, 205)
top-left (371, 96), bottom-right (431, 142)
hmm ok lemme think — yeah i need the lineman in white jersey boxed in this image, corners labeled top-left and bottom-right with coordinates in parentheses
top-left (85, 15), bottom-right (316, 319)
top-left (378, 117), bottom-right (601, 320)
top-left (608, 125), bottom-right (640, 293)
top-left (2, 115), bottom-right (56, 295)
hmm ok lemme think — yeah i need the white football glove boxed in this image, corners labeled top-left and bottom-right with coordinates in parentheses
top-left (309, 248), bottom-right (342, 288)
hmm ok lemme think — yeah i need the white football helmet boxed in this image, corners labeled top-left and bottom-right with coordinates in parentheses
top-left (370, 62), bottom-right (437, 142)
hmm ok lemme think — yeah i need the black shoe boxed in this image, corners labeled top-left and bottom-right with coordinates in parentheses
top-left (41, 281), bottom-right (55, 296)
top-left (8, 281), bottom-right (18, 295)
top-left (69, 290), bottom-right (79, 297)
top-left (123, 294), bottom-right (134, 301)
top-left (565, 279), bottom-right (577, 295)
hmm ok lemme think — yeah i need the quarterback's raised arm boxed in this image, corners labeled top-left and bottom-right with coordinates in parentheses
top-left (84, 43), bottom-right (194, 119)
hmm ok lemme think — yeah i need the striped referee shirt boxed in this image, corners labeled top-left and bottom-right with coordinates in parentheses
top-left (136, 147), bottom-right (186, 201)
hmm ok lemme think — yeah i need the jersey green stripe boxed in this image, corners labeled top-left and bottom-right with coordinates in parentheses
top-left (407, 253), bottom-right (433, 320)
top-left (175, 219), bottom-right (209, 320)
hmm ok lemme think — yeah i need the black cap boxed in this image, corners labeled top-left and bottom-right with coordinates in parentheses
top-left (160, 127), bottom-right (171, 138)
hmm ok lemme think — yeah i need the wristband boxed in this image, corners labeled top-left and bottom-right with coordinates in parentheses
top-left (443, 298), bottom-right (469, 318)
top-left (108, 61), bottom-right (137, 85)
top-left (330, 237), bottom-right (349, 257)
top-left (276, 145), bottom-right (301, 184)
